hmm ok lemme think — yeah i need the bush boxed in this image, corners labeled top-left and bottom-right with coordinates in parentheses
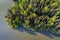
top-left (5, 0), bottom-right (60, 34)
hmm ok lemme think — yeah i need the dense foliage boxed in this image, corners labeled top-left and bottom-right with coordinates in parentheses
top-left (5, 0), bottom-right (60, 34)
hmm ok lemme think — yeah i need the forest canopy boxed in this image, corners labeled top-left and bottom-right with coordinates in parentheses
top-left (5, 0), bottom-right (60, 34)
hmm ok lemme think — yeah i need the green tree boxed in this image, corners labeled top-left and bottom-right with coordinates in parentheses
top-left (5, 0), bottom-right (60, 34)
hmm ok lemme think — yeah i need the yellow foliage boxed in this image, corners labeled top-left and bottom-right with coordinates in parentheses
top-left (28, 4), bottom-right (32, 9)
top-left (48, 16), bottom-right (57, 26)
top-left (56, 11), bottom-right (60, 15)
top-left (51, 16), bottom-right (57, 21)
top-left (30, 12), bottom-right (37, 17)
top-left (12, 9), bottom-right (15, 14)
top-left (32, 13), bottom-right (37, 17)
top-left (19, 3), bottom-right (23, 9)
top-left (20, 10), bottom-right (27, 16)
top-left (23, 10), bottom-right (27, 16)
top-left (50, 2), bottom-right (57, 8)
top-left (42, 6), bottom-right (49, 13)
top-left (40, 0), bottom-right (44, 4)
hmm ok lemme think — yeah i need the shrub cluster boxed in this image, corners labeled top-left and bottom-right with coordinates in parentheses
top-left (5, 0), bottom-right (60, 34)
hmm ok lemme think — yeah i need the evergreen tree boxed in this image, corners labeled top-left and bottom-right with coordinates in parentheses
top-left (5, 0), bottom-right (60, 34)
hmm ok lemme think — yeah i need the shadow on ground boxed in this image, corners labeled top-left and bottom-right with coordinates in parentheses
top-left (14, 25), bottom-right (60, 39)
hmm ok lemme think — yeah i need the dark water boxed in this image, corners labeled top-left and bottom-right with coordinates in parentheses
top-left (0, 0), bottom-right (60, 40)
